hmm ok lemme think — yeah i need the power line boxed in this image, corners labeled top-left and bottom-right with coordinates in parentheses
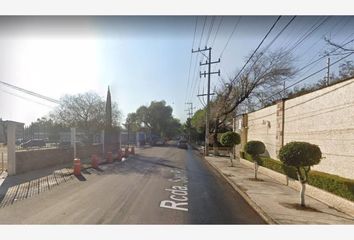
top-left (284, 16), bottom-right (330, 56)
top-left (294, 17), bottom-right (343, 60)
top-left (219, 16), bottom-right (242, 58)
top-left (294, 38), bottom-right (354, 77)
top-left (0, 87), bottom-right (54, 108)
top-left (205, 16), bottom-right (216, 47)
top-left (244, 16), bottom-right (297, 76)
top-left (0, 80), bottom-right (59, 104)
top-left (198, 16), bottom-right (208, 48)
top-left (261, 16), bottom-right (296, 54)
top-left (188, 16), bottom-right (208, 103)
top-left (211, 16), bottom-right (224, 48)
top-left (185, 16), bottom-right (198, 104)
top-left (231, 16), bottom-right (282, 84)
top-left (263, 52), bottom-right (354, 102)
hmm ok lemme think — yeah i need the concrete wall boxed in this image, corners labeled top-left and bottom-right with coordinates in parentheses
top-left (15, 144), bottom-right (118, 174)
top-left (247, 104), bottom-right (277, 158)
top-left (284, 79), bottom-right (354, 179)
top-left (236, 78), bottom-right (354, 179)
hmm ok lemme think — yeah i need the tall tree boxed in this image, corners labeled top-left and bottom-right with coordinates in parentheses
top-left (105, 86), bottom-right (112, 129)
top-left (126, 100), bottom-right (181, 139)
top-left (210, 50), bottom-right (294, 147)
top-left (51, 92), bottom-right (122, 140)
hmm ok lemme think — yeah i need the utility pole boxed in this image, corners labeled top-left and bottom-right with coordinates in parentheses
top-left (327, 56), bottom-right (331, 86)
top-left (185, 102), bottom-right (195, 142)
top-left (192, 46), bottom-right (220, 156)
top-left (185, 102), bottom-right (195, 117)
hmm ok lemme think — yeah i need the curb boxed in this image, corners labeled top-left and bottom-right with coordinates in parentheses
top-left (204, 157), bottom-right (277, 225)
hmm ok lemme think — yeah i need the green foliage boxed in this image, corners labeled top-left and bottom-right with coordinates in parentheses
top-left (244, 152), bottom-right (297, 179)
top-left (243, 153), bottom-right (354, 202)
top-left (220, 131), bottom-right (240, 147)
top-left (244, 141), bottom-right (265, 156)
top-left (308, 171), bottom-right (354, 202)
top-left (278, 141), bottom-right (322, 167)
top-left (127, 100), bottom-right (181, 138)
top-left (190, 109), bottom-right (206, 134)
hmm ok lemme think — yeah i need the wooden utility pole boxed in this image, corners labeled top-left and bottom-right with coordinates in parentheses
top-left (192, 46), bottom-right (220, 156)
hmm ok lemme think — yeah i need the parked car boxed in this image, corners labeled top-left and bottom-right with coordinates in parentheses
top-left (21, 139), bottom-right (46, 148)
top-left (177, 140), bottom-right (188, 149)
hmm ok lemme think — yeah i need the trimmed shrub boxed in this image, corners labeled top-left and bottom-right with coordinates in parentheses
top-left (279, 141), bottom-right (322, 206)
top-left (244, 141), bottom-right (265, 156)
top-left (220, 131), bottom-right (241, 167)
top-left (278, 141), bottom-right (321, 167)
top-left (220, 132), bottom-right (241, 147)
top-left (244, 141), bottom-right (266, 180)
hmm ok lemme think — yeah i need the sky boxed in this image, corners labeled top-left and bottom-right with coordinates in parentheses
top-left (0, 16), bottom-right (354, 126)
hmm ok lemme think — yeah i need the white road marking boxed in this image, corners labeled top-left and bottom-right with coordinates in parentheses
top-left (160, 169), bottom-right (189, 212)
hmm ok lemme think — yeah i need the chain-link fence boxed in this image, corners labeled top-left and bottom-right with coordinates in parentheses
top-left (16, 125), bottom-right (73, 151)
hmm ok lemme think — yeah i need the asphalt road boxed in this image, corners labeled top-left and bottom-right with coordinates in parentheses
top-left (0, 143), bottom-right (265, 224)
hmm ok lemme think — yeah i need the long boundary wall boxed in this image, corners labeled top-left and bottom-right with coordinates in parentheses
top-left (236, 78), bottom-right (354, 179)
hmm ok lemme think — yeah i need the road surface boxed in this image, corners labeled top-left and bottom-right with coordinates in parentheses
top-left (0, 143), bottom-right (265, 224)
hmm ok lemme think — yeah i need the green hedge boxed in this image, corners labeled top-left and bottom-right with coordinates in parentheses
top-left (308, 171), bottom-right (354, 202)
top-left (241, 152), bottom-right (354, 202)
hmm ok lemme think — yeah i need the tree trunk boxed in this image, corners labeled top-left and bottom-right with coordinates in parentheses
top-left (229, 151), bottom-right (234, 167)
top-left (297, 169), bottom-right (306, 207)
top-left (300, 182), bottom-right (306, 207)
top-left (254, 161), bottom-right (258, 179)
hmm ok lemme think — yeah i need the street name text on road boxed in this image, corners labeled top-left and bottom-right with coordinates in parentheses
top-left (160, 169), bottom-right (188, 212)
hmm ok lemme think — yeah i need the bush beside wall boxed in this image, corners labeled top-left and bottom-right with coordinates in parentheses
top-left (242, 152), bottom-right (354, 202)
top-left (308, 171), bottom-right (354, 202)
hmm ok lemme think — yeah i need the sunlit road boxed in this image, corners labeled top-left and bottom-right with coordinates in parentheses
top-left (0, 142), bottom-right (265, 224)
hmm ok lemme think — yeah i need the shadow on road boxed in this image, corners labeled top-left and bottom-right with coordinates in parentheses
top-left (74, 174), bottom-right (87, 181)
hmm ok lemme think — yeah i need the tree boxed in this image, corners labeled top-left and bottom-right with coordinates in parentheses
top-left (278, 141), bottom-right (322, 207)
top-left (24, 117), bottom-right (67, 142)
top-left (244, 141), bottom-right (265, 180)
top-left (51, 92), bottom-right (122, 142)
top-left (190, 109), bottom-right (206, 135)
top-left (127, 100), bottom-right (181, 139)
top-left (337, 61), bottom-right (354, 80)
top-left (220, 131), bottom-right (241, 167)
top-left (210, 50), bottom-right (294, 151)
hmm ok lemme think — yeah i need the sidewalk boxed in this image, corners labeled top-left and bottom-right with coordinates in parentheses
top-left (205, 156), bottom-right (354, 224)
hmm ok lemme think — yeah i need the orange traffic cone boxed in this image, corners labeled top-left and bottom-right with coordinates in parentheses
top-left (73, 158), bottom-right (81, 176)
